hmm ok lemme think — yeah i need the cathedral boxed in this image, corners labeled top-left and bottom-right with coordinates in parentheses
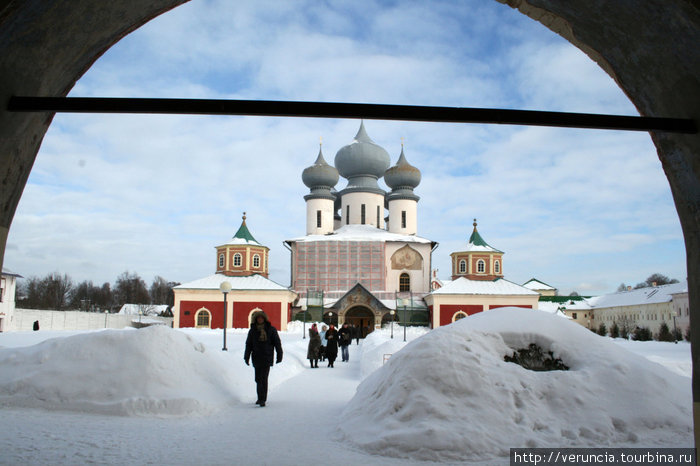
top-left (172, 122), bottom-right (539, 332)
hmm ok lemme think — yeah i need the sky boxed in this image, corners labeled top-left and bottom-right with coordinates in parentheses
top-left (4, 0), bottom-right (687, 296)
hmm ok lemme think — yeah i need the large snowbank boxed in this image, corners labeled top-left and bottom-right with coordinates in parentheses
top-left (339, 308), bottom-right (692, 462)
top-left (0, 326), bottom-right (249, 416)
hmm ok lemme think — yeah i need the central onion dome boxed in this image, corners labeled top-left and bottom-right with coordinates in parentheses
top-left (302, 146), bottom-right (339, 191)
top-left (334, 121), bottom-right (391, 191)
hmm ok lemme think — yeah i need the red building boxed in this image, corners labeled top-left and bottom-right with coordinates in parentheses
top-left (173, 214), bottom-right (297, 330)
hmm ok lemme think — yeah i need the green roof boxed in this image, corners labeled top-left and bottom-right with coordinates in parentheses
top-left (468, 228), bottom-right (490, 247)
top-left (233, 219), bottom-right (258, 243)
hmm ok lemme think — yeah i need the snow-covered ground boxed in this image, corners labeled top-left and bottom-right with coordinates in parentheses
top-left (0, 310), bottom-right (692, 465)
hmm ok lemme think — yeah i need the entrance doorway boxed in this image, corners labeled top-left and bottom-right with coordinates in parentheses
top-left (344, 306), bottom-right (375, 338)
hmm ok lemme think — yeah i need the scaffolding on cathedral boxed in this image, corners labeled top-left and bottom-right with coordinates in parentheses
top-left (293, 241), bottom-right (387, 298)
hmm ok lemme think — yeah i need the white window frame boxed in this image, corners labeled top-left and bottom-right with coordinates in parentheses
top-left (195, 308), bottom-right (211, 328)
top-left (233, 253), bottom-right (242, 267)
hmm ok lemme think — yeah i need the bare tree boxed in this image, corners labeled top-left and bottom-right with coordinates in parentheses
top-left (42, 272), bottom-right (73, 310)
top-left (114, 271), bottom-right (149, 307)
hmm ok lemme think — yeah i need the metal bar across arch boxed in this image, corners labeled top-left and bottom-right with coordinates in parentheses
top-left (7, 96), bottom-right (697, 134)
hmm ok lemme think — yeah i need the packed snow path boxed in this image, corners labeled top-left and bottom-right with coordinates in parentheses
top-left (0, 336), bottom-right (430, 466)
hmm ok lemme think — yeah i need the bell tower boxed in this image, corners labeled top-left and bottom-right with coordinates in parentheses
top-left (450, 220), bottom-right (504, 281)
top-left (215, 213), bottom-right (270, 277)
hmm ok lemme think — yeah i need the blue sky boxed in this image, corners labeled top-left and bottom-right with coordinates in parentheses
top-left (5, 0), bottom-right (687, 295)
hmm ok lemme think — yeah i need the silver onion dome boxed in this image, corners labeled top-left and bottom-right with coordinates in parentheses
top-left (334, 121), bottom-right (390, 190)
top-left (384, 146), bottom-right (421, 190)
top-left (302, 146), bottom-right (339, 190)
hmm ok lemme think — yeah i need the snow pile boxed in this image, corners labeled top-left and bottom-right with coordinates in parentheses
top-left (339, 308), bottom-right (692, 462)
top-left (0, 326), bottom-right (246, 416)
top-left (359, 326), bottom-right (429, 378)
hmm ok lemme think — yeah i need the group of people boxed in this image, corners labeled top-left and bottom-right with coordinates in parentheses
top-left (306, 322), bottom-right (355, 368)
top-left (242, 312), bottom-right (364, 407)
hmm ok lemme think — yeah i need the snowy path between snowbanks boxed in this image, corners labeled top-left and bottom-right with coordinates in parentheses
top-left (339, 309), bottom-right (693, 463)
top-left (0, 315), bottom-right (693, 465)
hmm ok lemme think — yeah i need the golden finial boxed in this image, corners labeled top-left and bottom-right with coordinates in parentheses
top-left (243, 212), bottom-right (247, 223)
top-left (400, 136), bottom-right (404, 148)
top-left (473, 218), bottom-right (478, 231)
top-left (319, 136), bottom-right (323, 147)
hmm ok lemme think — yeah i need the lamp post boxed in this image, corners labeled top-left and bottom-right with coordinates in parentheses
top-left (219, 281), bottom-right (232, 351)
top-left (390, 310), bottom-right (395, 339)
top-left (329, 312), bottom-right (333, 327)
top-left (403, 304), bottom-right (407, 342)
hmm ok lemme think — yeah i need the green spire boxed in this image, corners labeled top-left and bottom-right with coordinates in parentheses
top-left (468, 219), bottom-right (490, 247)
top-left (233, 212), bottom-right (259, 243)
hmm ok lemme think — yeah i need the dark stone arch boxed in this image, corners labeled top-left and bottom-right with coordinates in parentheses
top-left (0, 0), bottom-right (698, 440)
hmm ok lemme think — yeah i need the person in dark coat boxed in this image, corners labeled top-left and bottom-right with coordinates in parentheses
top-left (324, 324), bottom-right (339, 367)
top-left (32, 320), bottom-right (40, 331)
top-left (338, 323), bottom-right (352, 362)
top-left (307, 323), bottom-right (321, 368)
top-left (244, 310), bottom-right (283, 407)
top-left (351, 324), bottom-right (360, 344)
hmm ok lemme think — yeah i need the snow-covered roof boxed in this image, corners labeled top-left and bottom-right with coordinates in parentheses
top-left (287, 224), bottom-right (433, 244)
top-left (589, 281), bottom-right (687, 309)
top-left (430, 277), bottom-right (539, 296)
top-left (1, 267), bottom-right (22, 278)
top-left (522, 278), bottom-right (556, 291)
top-left (537, 299), bottom-right (591, 313)
top-left (174, 273), bottom-right (291, 291)
top-left (118, 304), bottom-right (169, 316)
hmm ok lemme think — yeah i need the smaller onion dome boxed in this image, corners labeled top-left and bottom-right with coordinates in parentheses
top-left (384, 145), bottom-right (421, 190)
top-left (302, 146), bottom-right (339, 190)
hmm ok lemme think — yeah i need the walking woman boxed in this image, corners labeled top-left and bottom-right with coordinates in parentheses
top-left (244, 311), bottom-right (283, 407)
top-left (324, 324), bottom-right (339, 367)
top-left (307, 323), bottom-right (321, 368)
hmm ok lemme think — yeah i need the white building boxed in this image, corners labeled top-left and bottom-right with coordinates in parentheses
top-left (0, 267), bottom-right (21, 332)
top-left (590, 281), bottom-right (688, 335)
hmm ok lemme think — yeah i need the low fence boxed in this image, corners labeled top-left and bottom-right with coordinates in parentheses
top-left (13, 309), bottom-right (173, 331)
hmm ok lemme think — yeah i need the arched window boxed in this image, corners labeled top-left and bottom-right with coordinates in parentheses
top-left (453, 311), bottom-right (467, 322)
top-left (233, 253), bottom-right (242, 267)
top-left (477, 259), bottom-right (486, 273)
top-left (494, 260), bottom-right (500, 274)
top-left (458, 259), bottom-right (466, 274)
top-left (218, 253), bottom-right (225, 268)
top-left (399, 273), bottom-right (410, 292)
top-left (253, 254), bottom-right (260, 268)
top-left (195, 309), bottom-right (211, 328)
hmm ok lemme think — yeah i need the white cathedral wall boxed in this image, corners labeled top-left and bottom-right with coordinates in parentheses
top-left (387, 199), bottom-right (418, 235)
top-left (305, 198), bottom-right (335, 235)
top-left (384, 242), bottom-right (432, 294)
top-left (340, 192), bottom-right (385, 228)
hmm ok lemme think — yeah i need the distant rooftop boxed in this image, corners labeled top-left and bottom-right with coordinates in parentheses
top-left (430, 277), bottom-right (539, 296)
top-left (589, 281), bottom-right (687, 309)
top-left (522, 278), bottom-right (556, 291)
